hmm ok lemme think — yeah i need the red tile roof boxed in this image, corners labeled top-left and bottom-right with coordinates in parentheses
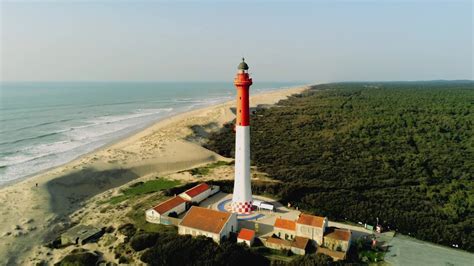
top-left (266, 236), bottom-right (309, 250)
top-left (274, 218), bottom-right (296, 231)
top-left (296, 213), bottom-right (326, 228)
top-left (153, 196), bottom-right (187, 214)
top-left (183, 183), bottom-right (210, 198)
top-left (317, 247), bottom-right (346, 261)
top-left (324, 228), bottom-right (351, 241)
top-left (238, 228), bottom-right (255, 241)
top-left (292, 236), bottom-right (310, 250)
top-left (179, 206), bottom-right (232, 234)
top-left (266, 237), bottom-right (292, 247)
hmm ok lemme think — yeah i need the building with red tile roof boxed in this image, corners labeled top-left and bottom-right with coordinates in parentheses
top-left (323, 227), bottom-right (352, 253)
top-left (264, 236), bottom-right (310, 255)
top-left (291, 236), bottom-right (310, 255)
top-left (145, 196), bottom-right (187, 224)
top-left (179, 183), bottom-right (211, 203)
top-left (275, 218), bottom-right (297, 231)
top-left (237, 228), bottom-right (255, 246)
top-left (297, 213), bottom-right (326, 228)
top-left (296, 213), bottom-right (328, 245)
top-left (274, 218), bottom-right (297, 240)
top-left (325, 228), bottom-right (351, 241)
top-left (178, 206), bottom-right (237, 244)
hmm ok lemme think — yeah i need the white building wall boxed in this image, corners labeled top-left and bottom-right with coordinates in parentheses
top-left (190, 189), bottom-right (211, 203)
top-left (220, 213), bottom-right (238, 239)
top-left (210, 185), bottom-right (220, 195)
top-left (275, 228), bottom-right (296, 240)
top-left (145, 209), bottom-right (161, 224)
top-left (237, 239), bottom-right (252, 247)
top-left (296, 224), bottom-right (324, 245)
top-left (179, 193), bottom-right (191, 201)
top-left (178, 225), bottom-right (222, 243)
top-left (145, 202), bottom-right (186, 224)
top-left (291, 246), bottom-right (306, 255)
top-left (179, 188), bottom-right (211, 203)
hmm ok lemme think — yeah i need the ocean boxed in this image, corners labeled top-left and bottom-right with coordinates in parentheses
top-left (0, 81), bottom-right (301, 185)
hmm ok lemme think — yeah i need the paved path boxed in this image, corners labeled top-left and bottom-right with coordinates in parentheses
top-left (384, 234), bottom-right (473, 266)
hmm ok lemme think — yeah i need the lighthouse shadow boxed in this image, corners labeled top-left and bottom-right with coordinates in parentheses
top-left (46, 168), bottom-right (139, 218)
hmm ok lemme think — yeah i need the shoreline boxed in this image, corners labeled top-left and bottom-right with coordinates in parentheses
top-left (0, 85), bottom-right (300, 189)
top-left (0, 84), bottom-right (310, 265)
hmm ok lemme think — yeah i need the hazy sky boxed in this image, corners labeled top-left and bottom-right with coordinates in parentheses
top-left (1, 0), bottom-right (472, 82)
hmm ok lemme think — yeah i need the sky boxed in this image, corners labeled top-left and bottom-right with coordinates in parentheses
top-left (0, 0), bottom-right (472, 82)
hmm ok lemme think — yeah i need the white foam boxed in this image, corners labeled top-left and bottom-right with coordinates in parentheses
top-left (0, 107), bottom-right (175, 183)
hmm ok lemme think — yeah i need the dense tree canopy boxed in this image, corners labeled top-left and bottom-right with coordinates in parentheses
top-left (205, 81), bottom-right (474, 251)
top-left (139, 233), bottom-right (269, 266)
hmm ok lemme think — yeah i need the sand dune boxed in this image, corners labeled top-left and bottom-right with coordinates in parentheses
top-left (0, 85), bottom-right (308, 265)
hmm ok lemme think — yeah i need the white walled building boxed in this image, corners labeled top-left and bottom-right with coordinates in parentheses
top-left (237, 228), bottom-right (255, 247)
top-left (179, 183), bottom-right (212, 203)
top-left (178, 206), bottom-right (237, 244)
top-left (296, 214), bottom-right (328, 245)
top-left (274, 217), bottom-right (297, 240)
top-left (145, 196), bottom-right (187, 224)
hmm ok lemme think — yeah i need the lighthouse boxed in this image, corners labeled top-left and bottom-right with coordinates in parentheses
top-left (231, 58), bottom-right (253, 214)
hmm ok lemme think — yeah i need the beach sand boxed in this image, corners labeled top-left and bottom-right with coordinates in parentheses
top-left (0, 85), bottom-right (308, 265)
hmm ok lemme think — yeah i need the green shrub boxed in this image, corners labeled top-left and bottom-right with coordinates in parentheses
top-left (130, 232), bottom-right (160, 251)
top-left (118, 223), bottom-right (136, 237)
top-left (57, 250), bottom-right (99, 266)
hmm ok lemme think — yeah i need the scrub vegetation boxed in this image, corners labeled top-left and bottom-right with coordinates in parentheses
top-left (103, 178), bottom-right (180, 205)
top-left (205, 81), bottom-right (474, 252)
top-left (189, 160), bottom-right (233, 176)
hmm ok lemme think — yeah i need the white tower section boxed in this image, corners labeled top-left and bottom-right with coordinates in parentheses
top-left (232, 126), bottom-right (252, 213)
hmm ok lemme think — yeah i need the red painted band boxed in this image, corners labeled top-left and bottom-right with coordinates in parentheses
top-left (234, 73), bottom-right (252, 126)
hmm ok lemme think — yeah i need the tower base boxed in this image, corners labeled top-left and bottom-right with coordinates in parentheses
top-left (231, 200), bottom-right (253, 214)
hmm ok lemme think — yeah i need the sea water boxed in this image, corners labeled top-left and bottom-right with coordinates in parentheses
top-left (0, 81), bottom-right (301, 185)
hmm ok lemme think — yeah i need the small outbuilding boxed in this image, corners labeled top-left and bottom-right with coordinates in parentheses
top-left (323, 227), bottom-right (351, 253)
top-left (291, 236), bottom-right (310, 255)
top-left (146, 196), bottom-right (187, 224)
top-left (237, 228), bottom-right (255, 247)
top-left (61, 225), bottom-right (103, 245)
top-left (179, 183), bottom-right (212, 203)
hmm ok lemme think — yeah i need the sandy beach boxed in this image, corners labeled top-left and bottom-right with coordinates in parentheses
top-left (0, 85), bottom-right (308, 265)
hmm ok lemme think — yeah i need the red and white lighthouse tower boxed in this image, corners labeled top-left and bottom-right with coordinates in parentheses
top-left (232, 58), bottom-right (253, 214)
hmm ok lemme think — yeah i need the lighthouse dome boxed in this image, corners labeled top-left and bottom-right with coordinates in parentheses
top-left (238, 58), bottom-right (249, 70)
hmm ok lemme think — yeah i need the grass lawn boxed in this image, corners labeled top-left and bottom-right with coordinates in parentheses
top-left (103, 177), bottom-right (181, 205)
